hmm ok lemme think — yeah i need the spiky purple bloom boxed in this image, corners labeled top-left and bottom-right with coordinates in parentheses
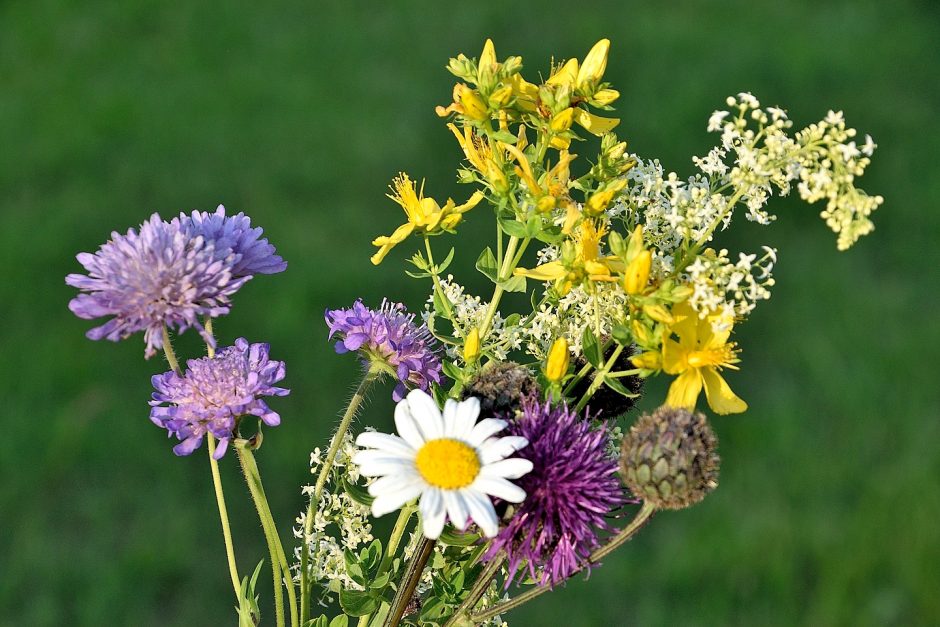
top-left (484, 397), bottom-right (626, 588)
top-left (149, 338), bottom-right (288, 458)
top-left (66, 207), bottom-right (285, 358)
top-left (325, 299), bottom-right (442, 401)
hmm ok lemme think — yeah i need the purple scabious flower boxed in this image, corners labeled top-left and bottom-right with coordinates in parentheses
top-left (484, 397), bottom-right (626, 588)
top-left (149, 338), bottom-right (288, 458)
top-left (182, 205), bottom-right (287, 277)
top-left (325, 299), bottom-right (442, 401)
top-left (66, 208), bottom-right (285, 358)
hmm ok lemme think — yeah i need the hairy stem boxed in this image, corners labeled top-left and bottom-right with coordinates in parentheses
top-left (385, 537), bottom-right (435, 627)
top-left (300, 368), bottom-right (379, 622)
top-left (472, 502), bottom-right (656, 622)
top-left (207, 435), bottom-right (242, 599)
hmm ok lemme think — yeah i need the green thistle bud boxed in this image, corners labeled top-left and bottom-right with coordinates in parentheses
top-left (620, 406), bottom-right (719, 510)
top-left (461, 361), bottom-right (538, 417)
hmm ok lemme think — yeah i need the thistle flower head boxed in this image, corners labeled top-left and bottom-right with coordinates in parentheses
top-left (149, 338), bottom-right (288, 458)
top-left (484, 397), bottom-right (625, 587)
top-left (66, 208), bottom-right (285, 358)
top-left (620, 406), bottom-right (719, 510)
top-left (325, 299), bottom-right (443, 401)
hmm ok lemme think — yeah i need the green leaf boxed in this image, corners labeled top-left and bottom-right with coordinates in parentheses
top-left (304, 616), bottom-right (329, 627)
top-left (475, 247), bottom-right (499, 282)
top-left (582, 327), bottom-right (603, 367)
top-left (500, 219), bottom-right (528, 238)
top-left (432, 289), bottom-right (452, 317)
top-left (329, 616), bottom-right (349, 627)
top-left (488, 129), bottom-right (518, 143)
top-left (368, 603), bottom-right (390, 627)
top-left (524, 215), bottom-right (542, 237)
top-left (498, 275), bottom-right (527, 293)
top-left (604, 376), bottom-right (641, 398)
top-left (441, 360), bottom-right (465, 383)
top-left (342, 477), bottom-right (375, 507)
top-left (438, 527), bottom-right (481, 546)
top-left (535, 225), bottom-right (564, 244)
top-left (369, 572), bottom-right (391, 589)
top-left (436, 247), bottom-right (456, 273)
top-left (611, 323), bottom-right (632, 346)
top-left (339, 589), bottom-right (380, 617)
top-left (404, 269), bottom-right (432, 279)
top-left (420, 597), bottom-right (447, 621)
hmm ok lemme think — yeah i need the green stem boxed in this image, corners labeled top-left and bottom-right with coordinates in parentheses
top-left (424, 236), bottom-right (462, 335)
top-left (237, 445), bottom-right (299, 627)
top-left (385, 536), bottom-right (435, 627)
top-left (207, 434), bottom-right (242, 599)
top-left (379, 505), bottom-right (416, 575)
top-left (574, 344), bottom-right (625, 412)
top-left (300, 369), bottom-right (380, 623)
top-left (444, 552), bottom-right (505, 627)
top-left (161, 325), bottom-right (181, 374)
top-left (479, 235), bottom-right (530, 339)
top-left (471, 502), bottom-right (657, 623)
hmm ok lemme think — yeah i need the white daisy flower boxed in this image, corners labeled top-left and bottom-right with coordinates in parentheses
top-left (352, 389), bottom-right (533, 539)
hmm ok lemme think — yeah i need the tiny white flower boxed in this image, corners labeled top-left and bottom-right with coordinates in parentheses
top-left (353, 390), bottom-right (532, 539)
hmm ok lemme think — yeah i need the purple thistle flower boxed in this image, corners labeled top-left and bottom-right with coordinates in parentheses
top-left (66, 208), bottom-right (285, 358)
top-left (325, 299), bottom-right (442, 401)
top-left (149, 338), bottom-right (288, 458)
top-left (182, 206), bottom-right (287, 277)
top-left (484, 397), bottom-right (626, 588)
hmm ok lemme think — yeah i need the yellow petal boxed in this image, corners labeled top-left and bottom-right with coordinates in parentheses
top-left (661, 338), bottom-right (687, 375)
top-left (576, 39), bottom-right (610, 88)
top-left (574, 109), bottom-right (620, 135)
top-left (701, 368), bottom-right (748, 414)
top-left (592, 88), bottom-right (619, 106)
top-left (502, 143), bottom-right (541, 194)
top-left (550, 108), bottom-right (576, 132)
top-left (547, 58), bottom-right (579, 87)
top-left (669, 300), bottom-right (699, 347)
top-left (479, 39), bottom-right (497, 71)
top-left (630, 350), bottom-right (661, 370)
top-left (452, 190), bottom-right (485, 214)
top-left (666, 369), bottom-right (703, 410)
top-left (515, 261), bottom-right (566, 281)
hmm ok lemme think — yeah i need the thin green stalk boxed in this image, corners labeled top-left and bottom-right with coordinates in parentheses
top-left (443, 552), bottom-right (505, 627)
top-left (471, 502), bottom-right (656, 622)
top-left (424, 236), bottom-right (462, 334)
top-left (300, 369), bottom-right (380, 623)
top-left (207, 434), bottom-right (242, 599)
top-left (479, 235), bottom-right (530, 339)
top-left (237, 445), bottom-right (299, 627)
top-left (574, 344), bottom-right (625, 412)
top-left (163, 326), bottom-right (241, 600)
top-left (385, 537), bottom-right (435, 627)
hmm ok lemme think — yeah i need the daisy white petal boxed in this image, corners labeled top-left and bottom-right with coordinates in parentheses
top-left (407, 389), bottom-right (444, 440)
top-left (366, 473), bottom-right (423, 497)
top-left (372, 482), bottom-right (425, 517)
top-left (478, 436), bottom-right (529, 464)
top-left (480, 457), bottom-right (534, 480)
top-left (452, 396), bottom-right (480, 439)
top-left (356, 431), bottom-right (415, 456)
top-left (467, 418), bottom-right (508, 446)
top-left (443, 490), bottom-right (470, 531)
top-left (394, 401), bottom-right (425, 449)
top-left (472, 475), bottom-right (527, 503)
top-left (462, 489), bottom-right (499, 537)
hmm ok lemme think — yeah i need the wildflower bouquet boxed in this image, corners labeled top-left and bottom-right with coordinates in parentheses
top-left (67, 39), bottom-right (882, 626)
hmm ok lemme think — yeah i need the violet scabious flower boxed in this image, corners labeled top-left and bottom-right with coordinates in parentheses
top-left (484, 397), bottom-right (626, 588)
top-left (325, 299), bottom-right (442, 401)
top-left (66, 209), bottom-right (285, 358)
top-left (182, 205), bottom-right (287, 277)
top-left (149, 338), bottom-right (288, 458)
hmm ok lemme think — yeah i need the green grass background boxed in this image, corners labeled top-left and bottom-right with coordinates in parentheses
top-left (2, 1), bottom-right (938, 625)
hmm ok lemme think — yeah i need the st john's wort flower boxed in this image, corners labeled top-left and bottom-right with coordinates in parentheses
top-left (352, 390), bottom-right (533, 539)
top-left (66, 208), bottom-right (285, 357)
top-left (325, 299), bottom-right (443, 401)
top-left (149, 338), bottom-right (288, 458)
top-left (484, 397), bottom-right (625, 587)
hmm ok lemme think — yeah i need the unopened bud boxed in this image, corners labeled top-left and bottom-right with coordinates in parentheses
top-left (544, 337), bottom-right (570, 383)
top-left (623, 250), bottom-right (652, 295)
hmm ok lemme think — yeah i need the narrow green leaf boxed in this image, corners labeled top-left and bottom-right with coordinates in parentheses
top-left (342, 477), bottom-right (375, 507)
top-left (582, 327), bottom-right (603, 367)
top-left (604, 376), bottom-right (641, 398)
top-left (488, 129), bottom-right (518, 143)
top-left (436, 247), bottom-right (456, 273)
top-left (438, 527), bottom-right (481, 546)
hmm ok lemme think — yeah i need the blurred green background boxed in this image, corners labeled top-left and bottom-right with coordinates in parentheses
top-left (2, 1), bottom-right (938, 625)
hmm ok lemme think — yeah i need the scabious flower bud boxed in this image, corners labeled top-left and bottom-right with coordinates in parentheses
top-left (620, 406), bottom-right (720, 510)
top-left (461, 361), bottom-right (538, 417)
top-left (544, 337), bottom-right (570, 383)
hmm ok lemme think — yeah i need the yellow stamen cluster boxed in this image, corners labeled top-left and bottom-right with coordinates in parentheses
top-left (415, 438), bottom-right (481, 489)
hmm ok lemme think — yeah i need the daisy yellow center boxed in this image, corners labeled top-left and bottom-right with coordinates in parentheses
top-left (415, 438), bottom-right (480, 489)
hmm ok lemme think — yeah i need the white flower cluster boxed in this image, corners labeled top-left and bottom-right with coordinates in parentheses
top-left (710, 93), bottom-right (883, 250)
top-left (293, 432), bottom-right (374, 601)
top-left (524, 281), bottom-right (630, 359)
top-left (426, 275), bottom-right (523, 361)
top-left (685, 246), bottom-right (777, 325)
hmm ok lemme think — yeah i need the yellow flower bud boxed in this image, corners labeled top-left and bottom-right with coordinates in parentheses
top-left (457, 84), bottom-right (488, 121)
top-left (490, 85), bottom-right (513, 108)
top-left (592, 88), bottom-right (620, 106)
top-left (631, 350), bottom-right (662, 370)
top-left (585, 180), bottom-right (626, 215)
top-left (631, 319), bottom-right (652, 345)
top-left (485, 159), bottom-right (509, 194)
top-left (576, 39), bottom-right (610, 89)
top-left (536, 195), bottom-right (557, 213)
top-left (463, 327), bottom-right (481, 362)
top-left (623, 249), bottom-right (652, 295)
top-left (544, 337), bottom-right (570, 383)
top-left (643, 304), bottom-right (674, 324)
top-left (550, 108), bottom-right (576, 132)
top-left (627, 224), bottom-right (645, 259)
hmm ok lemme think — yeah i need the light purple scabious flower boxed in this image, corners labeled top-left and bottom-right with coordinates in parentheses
top-left (484, 397), bottom-right (626, 588)
top-left (149, 338), bottom-right (288, 458)
top-left (183, 206), bottom-right (287, 277)
top-left (325, 299), bottom-right (442, 401)
top-left (66, 207), bottom-right (285, 358)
